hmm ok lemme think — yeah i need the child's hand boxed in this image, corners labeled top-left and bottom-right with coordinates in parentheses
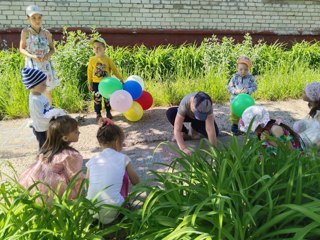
top-left (241, 88), bottom-right (248, 93)
top-left (32, 55), bottom-right (42, 62)
top-left (182, 148), bottom-right (192, 155)
top-left (41, 54), bottom-right (49, 62)
top-left (88, 83), bottom-right (93, 92)
top-left (235, 89), bottom-right (242, 94)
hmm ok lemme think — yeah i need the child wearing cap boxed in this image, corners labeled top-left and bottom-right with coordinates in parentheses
top-left (19, 5), bottom-right (59, 106)
top-left (22, 68), bottom-right (65, 150)
top-left (239, 106), bottom-right (305, 153)
top-left (166, 92), bottom-right (219, 155)
top-left (227, 56), bottom-right (257, 135)
top-left (87, 37), bottom-right (124, 120)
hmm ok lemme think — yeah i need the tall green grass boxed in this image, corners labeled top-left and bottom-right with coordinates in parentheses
top-left (1, 137), bottom-right (320, 239)
top-left (1, 30), bottom-right (320, 118)
top-left (121, 137), bottom-right (320, 239)
top-left (0, 164), bottom-right (122, 240)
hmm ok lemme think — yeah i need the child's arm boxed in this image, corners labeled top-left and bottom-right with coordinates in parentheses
top-left (42, 30), bottom-right (55, 62)
top-left (32, 99), bottom-right (65, 127)
top-left (126, 162), bottom-right (139, 185)
top-left (227, 75), bottom-right (238, 95)
top-left (19, 29), bottom-right (41, 62)
top-left (247, 75), bottom-right (257, 94)
top-left (205, 114), bottom-right (217, 146)
top-left (87, 59), bottom-right (93, 91)
top-left (65, 151), bottom-right (84, 179)
top-left (64, 151), bottom-right (85, 198)
top-left (108, 58), bottom-right (124, 82)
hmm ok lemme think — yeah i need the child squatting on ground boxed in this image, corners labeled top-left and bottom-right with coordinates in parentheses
top-left (22, 67), bottom-right (65, 150)
top-left (19, 115), bottom-right (85, 204)
top-left (293, 82), bottom-right (320, 149)
top-left (239, 105), bottom-right (305, 153)
top-left (19, 5), bottom-right (60, 106)
top-left (86, 118), bottom-right (140, 224)
top-left (227, 56), bottom-right (257, 135)
top-left (87, 37), bottom-right (124, 121)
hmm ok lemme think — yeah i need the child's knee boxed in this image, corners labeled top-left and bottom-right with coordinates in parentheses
top-left (94, 92), bottom-right (102, 104)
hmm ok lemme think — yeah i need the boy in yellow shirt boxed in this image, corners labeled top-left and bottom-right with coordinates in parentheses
top-left (87, 37), bottom-right (123, 120)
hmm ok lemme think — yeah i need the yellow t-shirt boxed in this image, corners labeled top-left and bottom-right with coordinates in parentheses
top-left (87, 56), bottom-right (123, 84)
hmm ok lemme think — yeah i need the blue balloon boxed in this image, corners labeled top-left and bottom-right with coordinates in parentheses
top-left (123, 80), bottom-right (143, 100)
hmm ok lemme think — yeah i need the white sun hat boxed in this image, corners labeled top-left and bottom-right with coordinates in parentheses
top-left (239, 105), bottom-right (270, 132)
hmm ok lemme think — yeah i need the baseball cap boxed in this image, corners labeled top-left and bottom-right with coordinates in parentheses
top-left (90, 37), bottom-right (107, 47)
top-left (193, 92), bottom-right (213, 121)
top-left (237, 56), bottom-right (252, 68)
top-left (26, 5), bottom-right (43, 16)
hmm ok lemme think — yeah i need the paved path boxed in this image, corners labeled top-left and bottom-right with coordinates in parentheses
top-left (0, 100), bottom-right (309, 181)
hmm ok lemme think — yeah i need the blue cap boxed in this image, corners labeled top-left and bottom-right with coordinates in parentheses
top-left (193, 92), bottom-right (213, 121)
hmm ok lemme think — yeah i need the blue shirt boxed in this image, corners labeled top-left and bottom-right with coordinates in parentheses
top-left (227, 73), bottom-right (257, 102)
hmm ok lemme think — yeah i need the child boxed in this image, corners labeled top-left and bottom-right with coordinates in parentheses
top-left (302, 82), bottom-right (320, 118)
top-left (19, 115), bottom-right (84, 203)
top-left (239, 106), bottom-right (305, 152)
top-left (86, 118), bottom-right (140, 224)
top-left (87, 37), bottom-right (124, 120)
top-left (22, 67), bottom-right (65, 149)
top-left (227, 56), bottom-right (257, 135)
top-left (19, 5), bottom-right (59, 105)
top-left (293, 82), bottom-right (320, 148)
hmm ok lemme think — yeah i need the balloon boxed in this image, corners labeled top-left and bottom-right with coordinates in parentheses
top-left (124, 101), bottom-right (143, 122)
top-left (123, 80), bottom-right (142, 100)
top-left (136, 91), bottom-right (153, 110)
top-left (231, 93), bottom-right (255, 117)
top-left (110, 90), bottom-right (133, 113)
top-left (98, 77), bottom-right (123, 99)
top-left (126, 75), bottom-right (144, 89)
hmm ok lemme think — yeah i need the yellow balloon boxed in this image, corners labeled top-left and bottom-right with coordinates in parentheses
top-left (123, 101), bottom-right (143, 122)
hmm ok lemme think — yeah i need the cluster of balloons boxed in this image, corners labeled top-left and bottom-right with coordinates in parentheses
top-left (98, 75), bottom-right (153, 122)
top-left (231, 93), bottom-right (255, 117)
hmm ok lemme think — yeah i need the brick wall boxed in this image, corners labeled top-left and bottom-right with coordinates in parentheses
top-left (0, 0), bottom-right (320, 35)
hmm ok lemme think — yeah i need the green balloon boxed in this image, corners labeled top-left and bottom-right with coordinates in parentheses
top-left (231, 93), bottom-right (255, 117)
top-left (98, 77), bottom-right (123, 99)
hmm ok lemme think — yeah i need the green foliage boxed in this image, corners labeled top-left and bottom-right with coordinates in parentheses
top-left (1, 139), bottom-right (320, 239)
top-left (1, 30), bottom-right (320, 118)
top-left (0, 167), bottom-right (121, 240)
top-left (0, 49), bottom-right (28, 119)
top-left (121, 138), bottom-right (320, 239)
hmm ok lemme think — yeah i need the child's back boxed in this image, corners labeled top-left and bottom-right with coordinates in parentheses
top-left (87, 148), bottom-right (130, 205)
top-left (86, 118), bottom-right (139, 224)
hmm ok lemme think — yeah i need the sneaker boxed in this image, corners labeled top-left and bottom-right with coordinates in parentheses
top-left (231, 124), bottom-right (243, 136)
top-left (106, 111), bottom-right (113, 119)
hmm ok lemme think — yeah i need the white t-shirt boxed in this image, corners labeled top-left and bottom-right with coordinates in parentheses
top-left (86, 148), bottom-right (131, 224)
top-left (29, 93), bottom-right (65, 132)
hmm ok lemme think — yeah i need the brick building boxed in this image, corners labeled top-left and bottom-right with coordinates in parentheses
top-left (1, 0), bottom-right (320, 48)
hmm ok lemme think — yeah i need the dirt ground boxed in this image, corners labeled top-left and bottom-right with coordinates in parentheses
top-left (0, 99), bottom-right (310, 181)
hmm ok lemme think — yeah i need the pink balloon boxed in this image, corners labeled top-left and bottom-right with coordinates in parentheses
top-left (110, 90), bottom-right (133, 113)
